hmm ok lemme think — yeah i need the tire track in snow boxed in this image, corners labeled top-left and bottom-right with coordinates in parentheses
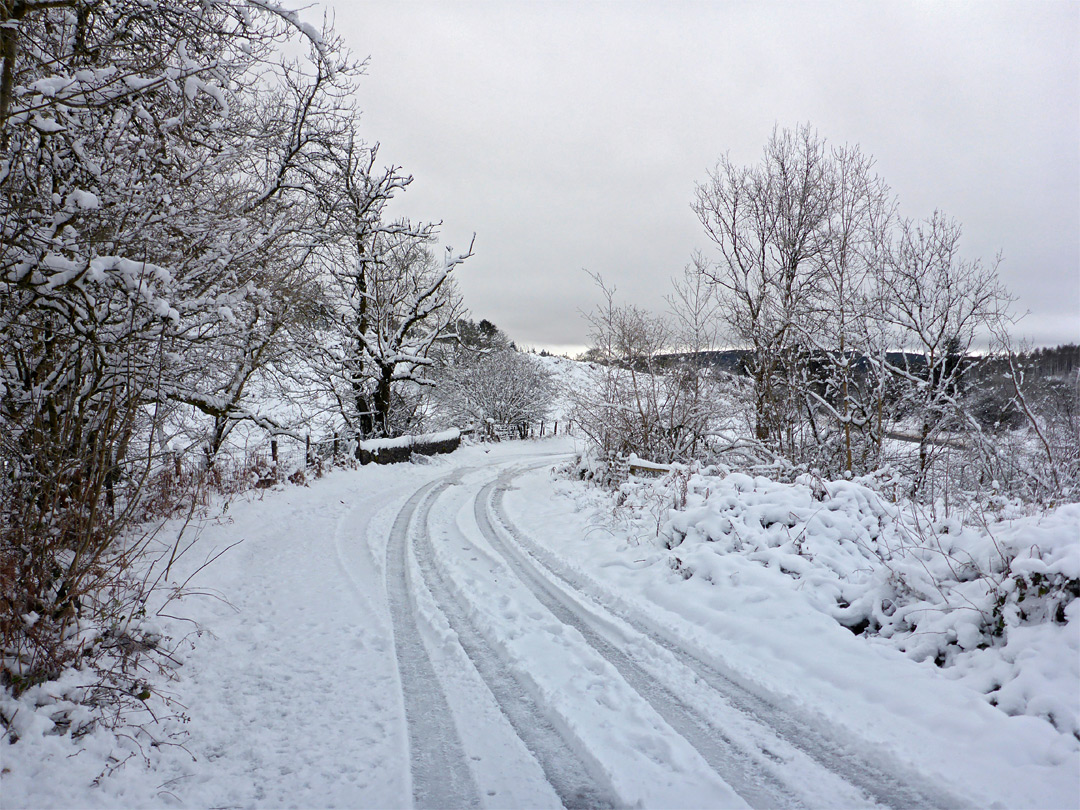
top-left (386, 477), bottom-right (481, 809)
top-left (408, 474), bottom-right (622, 810)
top-left (482, 464), bottom-right (970, 810)
top-left (471, 472), bottom-right (801, 809)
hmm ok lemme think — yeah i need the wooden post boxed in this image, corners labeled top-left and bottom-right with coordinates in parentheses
top-left (305, 434), bottom-right (312, 467)
top-left (271, 438), bottom-right (278, 464)
top-left (333, 431), bottom-right (339, 457)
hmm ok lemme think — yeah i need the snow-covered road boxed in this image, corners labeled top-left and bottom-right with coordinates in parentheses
top-left (474, 465), bottom-right (957, 809)
top-left (383, 454), bottom-right (949, 809)
top-left (7, 439), bottom-right (1077, 809)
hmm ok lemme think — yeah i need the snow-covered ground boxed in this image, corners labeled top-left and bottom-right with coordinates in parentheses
top-left (533, 354), bottom-right (596, 422)
top-left (4, 438), bottom-right (1078, 809)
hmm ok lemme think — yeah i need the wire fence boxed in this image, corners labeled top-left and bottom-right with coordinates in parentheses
top-left (481, 419), bottom-right (575, 442)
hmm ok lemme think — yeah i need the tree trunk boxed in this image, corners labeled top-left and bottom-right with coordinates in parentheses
top-left (373, 368), bottom-right (393, 437)
top-left (0, 1), bottom-right (23, 147)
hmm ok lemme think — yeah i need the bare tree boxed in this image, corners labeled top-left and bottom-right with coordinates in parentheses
top-left (876, 213), bottom-right (1012, 491)
top-left (799, 143), bottom-right (895, 475)
top-left (573, 275), bottom-right (668, 459)
top-left (359, 230), bottom-right (469, 437)
top-left (693, 125), bottom-right (1019, 495)
top-left (664, 254), bottom-right (727, 459)
top-left (693, 124), bottom-right (833, 457)
top-left (160, 46), bottom-right (356, 463)
top-left (318, 158), bottom-right (471, 440)
top-left (573, 273), bottom-right (732, 464)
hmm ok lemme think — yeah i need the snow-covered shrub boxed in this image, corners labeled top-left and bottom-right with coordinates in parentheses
top-left (0, 519), bottom-right (199, 747)
top-left (603, 468), bottom-right (1080, 737)
top-left (432, 348), bottom-right (556, 435)
top-left (1000, 368), bottom-right (1080, 505)
top-left (571, 274), bottom-right (741, 464)
top-left (557, 449), bottom-right (620, 489)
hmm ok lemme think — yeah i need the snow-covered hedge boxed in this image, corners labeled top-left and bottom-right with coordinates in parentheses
top-left (607, 466), bottom-right (1080, 738)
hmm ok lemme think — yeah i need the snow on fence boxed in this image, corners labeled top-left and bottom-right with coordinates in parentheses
top-left (626, 454), bottom-right (673, 478)
top-left (607, 452), bottom-right (673, 485)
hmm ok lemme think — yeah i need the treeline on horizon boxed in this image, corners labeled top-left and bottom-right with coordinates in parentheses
top-left (643, 343), bottom-right (1080, 377)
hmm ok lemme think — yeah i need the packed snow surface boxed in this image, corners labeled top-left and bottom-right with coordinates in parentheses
top-left (4, 439), bottom-right (1078, 809)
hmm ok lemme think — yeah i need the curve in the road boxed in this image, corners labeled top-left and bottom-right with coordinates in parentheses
top-left (409, 475), bottom-right (623, 810)
top-left (474, 472), bottom-right (807, 809)
top-left (387, 465), bottom-right (623, 810)
top-left (481, 463), bottom-right (969, 810)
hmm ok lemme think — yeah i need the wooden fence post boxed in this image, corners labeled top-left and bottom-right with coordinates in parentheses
top-left (305, 434), bottom-right (312, 467)
top-left (271, 438), bottom-right (278, 464)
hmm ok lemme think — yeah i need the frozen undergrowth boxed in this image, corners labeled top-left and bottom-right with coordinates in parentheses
top-left (577, 459), bottom-right (1080, 741)
top-left (0, 534), bottom-right (205, 802)
top-left (0, 449), bottom-right (339, 788)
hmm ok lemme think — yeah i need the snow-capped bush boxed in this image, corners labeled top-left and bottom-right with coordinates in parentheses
top-left (606, 466), bottom-right (1080, 737)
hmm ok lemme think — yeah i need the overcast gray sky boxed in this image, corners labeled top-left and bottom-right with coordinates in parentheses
top-left (318, 0), bottom-right (1079, 354)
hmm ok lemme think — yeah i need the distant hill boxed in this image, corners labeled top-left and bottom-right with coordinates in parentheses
top-left (654, 350), bottom-right (935, 375)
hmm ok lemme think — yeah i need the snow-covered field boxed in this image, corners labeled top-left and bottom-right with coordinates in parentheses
top-left (4, 437), bottom-right (1078, 809)
top-left (533, 354), bottom-right (597, 422)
